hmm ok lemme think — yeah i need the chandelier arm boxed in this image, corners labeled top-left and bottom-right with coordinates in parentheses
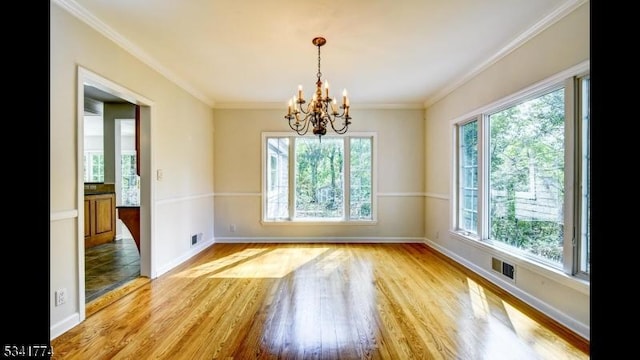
top-left (297, 102), bottom-right (312, 116)
top-left (287, 114), bottom-right (312, 135)
top-left (327, 115), bottom-right (351, 134)
top-left (330, 105), bottom-right (348, 118)
top-left (332, 126), bottom-right (349, 135)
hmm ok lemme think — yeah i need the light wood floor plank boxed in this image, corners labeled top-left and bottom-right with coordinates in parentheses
top-left (51, 243), bottom-right (588, 359)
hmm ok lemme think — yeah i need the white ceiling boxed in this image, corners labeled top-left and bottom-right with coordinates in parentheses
top-left (84, 85), bottom-right (135, 136)
top-left (84, 116), bottom-right (135, 137)
top-left (59, 0), bottom-right (585, 108)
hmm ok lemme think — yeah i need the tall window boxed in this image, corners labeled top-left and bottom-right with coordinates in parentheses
top-left (454, 68), bottom-right (589, 278)
top-left (488, 87), bottom-right (565, 266)
top-left (350, 137), bottom-right (373, 220)
top-left (459, 120), bottom-right (478, 235)
top-left (266, 138), bottom-right (289, 220)
top-left (121, 151), bottom-right (139, 205)
top-left (263, 133), bottom-right (375, 222)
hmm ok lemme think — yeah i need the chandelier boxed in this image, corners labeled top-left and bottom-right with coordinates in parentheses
top-left (285, 36), bottom-right (351, 138)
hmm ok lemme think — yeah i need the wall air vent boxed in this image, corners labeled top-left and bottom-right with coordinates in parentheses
top-left (191, 233), bottom-right (203, 247)
top-left (491, 257), bottom-right (515, 281)
top-left (84, 97), bottom-right (103, 116)
top-left (502, 262), bottom-right (515, 279)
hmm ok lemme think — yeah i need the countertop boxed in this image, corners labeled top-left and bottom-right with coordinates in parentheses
top-left (84, 183), bottom-right (115, 195)
top-left (85, 191), bottom-right (116, 195)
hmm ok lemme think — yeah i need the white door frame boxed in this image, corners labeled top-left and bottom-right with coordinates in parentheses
top-left (76, 66), bottom-right (156, 321)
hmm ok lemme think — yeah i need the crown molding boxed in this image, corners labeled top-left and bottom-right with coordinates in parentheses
top-left (213, 102), bottom-right (425, 110)
top-left (423, 0), bottom-right (588, 108)
top-left (52, 0), bottom-right (215, 108)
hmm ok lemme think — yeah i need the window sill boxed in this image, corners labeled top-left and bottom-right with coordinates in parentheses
top-left (261, 219), bottom-right (378, 226)
top-left (449, 230), bottom-right (590, 295)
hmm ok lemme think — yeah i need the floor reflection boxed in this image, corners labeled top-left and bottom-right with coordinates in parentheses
top-left (263, 248), bottom-right (377, 357)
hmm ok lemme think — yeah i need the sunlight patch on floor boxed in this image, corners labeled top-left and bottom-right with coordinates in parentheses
top-left (213, 247), bottom-right (329, 278)
top-left (183, 247), bottom-right (331, 278)
top-left (467, 278), bottom-right (489, 320)
top-left (173, 248), bottom-right (270, 278)
top-left (501, 300), bottom-right (579, 359)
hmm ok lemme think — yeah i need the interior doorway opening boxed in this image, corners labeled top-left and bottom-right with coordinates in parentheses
top-left (78, 66), bottom-right (154, 320)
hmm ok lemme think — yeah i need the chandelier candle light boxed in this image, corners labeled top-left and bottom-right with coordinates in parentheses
top-left (285, 36), bottom-right (351, 138)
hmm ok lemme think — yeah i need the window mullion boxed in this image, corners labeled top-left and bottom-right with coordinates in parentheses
top-left (288, 137), bottom-right (295, 220)
top-left (564, 77), bottom-right (577, 275)
top-left (344, 137), bottom-right (350, 221)
top-left (479, 114), bottom-right (489, 241)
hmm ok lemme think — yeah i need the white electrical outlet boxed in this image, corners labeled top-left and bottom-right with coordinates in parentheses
top-left (55, 288), bottom-right (67, 306)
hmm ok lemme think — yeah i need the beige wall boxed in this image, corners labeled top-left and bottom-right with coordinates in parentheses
top-left (213, 108), bottom-right (425, 241)
top-left (423, 2), bottom-right (590, 338)
top-left (103, 103), bottom-right (136, 183)
top-left (50, 2), bottom-right (214, 338)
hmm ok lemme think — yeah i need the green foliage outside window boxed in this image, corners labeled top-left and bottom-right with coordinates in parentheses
top-left (295, 138), bottom-right (344, 218)
top-left (350, 138), bottom-right (372, 220)
top-left (84, 152), bottom-right (104, 183)
top-left (488, 88), bottom-right (565, 264)
top-left (460, 121), bottom-right (478, 233)
top-left (121, 153), bottom-right (139, 205)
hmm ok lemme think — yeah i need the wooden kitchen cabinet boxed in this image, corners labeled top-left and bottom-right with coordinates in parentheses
top-left (84, 193), bottom-right (116, 248)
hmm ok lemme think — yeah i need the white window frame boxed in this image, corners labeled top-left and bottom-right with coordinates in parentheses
top-left (574, 73), bottom-right (590, 280)
top-left (450, 61), bottom-right (590, 283)
top-left (261, 132), bottom-right (377, 225)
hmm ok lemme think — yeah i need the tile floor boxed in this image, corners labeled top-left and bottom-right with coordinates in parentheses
top-left (85, 235), bottom-right (140, 302)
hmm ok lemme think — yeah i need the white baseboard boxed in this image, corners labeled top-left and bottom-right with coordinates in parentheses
top-left (213, 236), bottom-right (424, 243)
top-left (154, 238), bottom-right (216, 277)
top-left (50, 312), bottom-right (80, 340)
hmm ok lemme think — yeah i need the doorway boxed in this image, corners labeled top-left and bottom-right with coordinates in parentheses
top-left (83, 113), bottom-right (139, 303)
top-left (77, 66), bottom-right (154, 320)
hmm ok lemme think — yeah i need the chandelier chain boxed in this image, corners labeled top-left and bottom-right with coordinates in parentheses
top-left (317, 44), bottom-right (322, 81)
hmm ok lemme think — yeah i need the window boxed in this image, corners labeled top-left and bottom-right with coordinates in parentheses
top-left (269, 154), bottom-right (278, 191)
top-left (121, 151), bottom-right (139, 205)
top-left (454, 67), bottom-right (590, 279)
top-left (458, 120), bottom-right (478, 235)
top-left (265, 137), bottom-right (289, 220)
top-left (84, 151), bottom-right (104, 182)
top-left (263, 133), bottom-right (375, 222)
top-left (488, 87), bottom-right (565, 266)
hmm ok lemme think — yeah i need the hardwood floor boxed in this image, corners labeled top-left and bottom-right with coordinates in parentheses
top-left (52, 243), bottom-right (589, 359)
